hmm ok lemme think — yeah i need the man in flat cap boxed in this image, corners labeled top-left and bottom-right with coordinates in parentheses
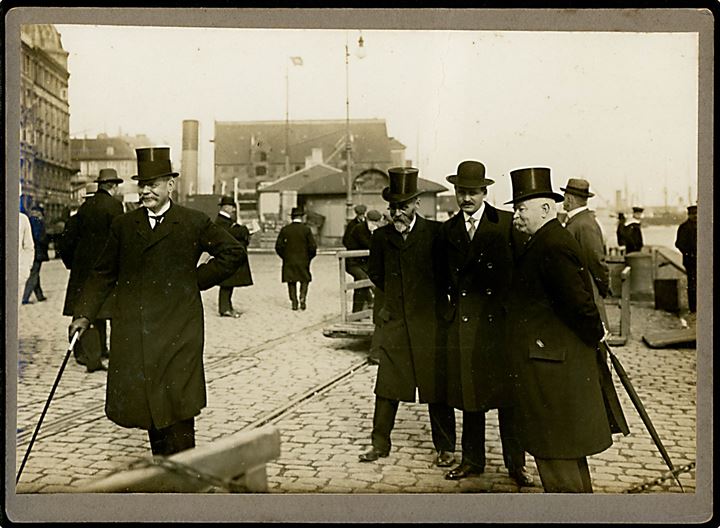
top-left (435, 160), bottom-right (531, 486)
top-left (215, 196), bottom-right (253, 318)
top-left (275, 207), bottom-right (317, 311)
top-left (69, 148), bottom-right (245, 455)
top-left (359, 167), bottom-right (455, 467)
top-left (623, 206), bottom-right (645, 253)
top-left (561, 178), bottom-right (611, 327)
top-left (505, 167), bottom-right (626, 492)
top-left (675, 204), bottom-right (698, 315)
top-left (344, 204), bottom-right (376, 313)
top-left (59, 168), bottom-right (125, 373)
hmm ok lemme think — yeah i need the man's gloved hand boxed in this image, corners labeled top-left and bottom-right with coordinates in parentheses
top-left (68, 316), bottom-right (90, 342)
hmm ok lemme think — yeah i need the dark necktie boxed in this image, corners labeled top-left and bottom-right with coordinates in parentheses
top-left (149, 213), bottom-right (165, 230)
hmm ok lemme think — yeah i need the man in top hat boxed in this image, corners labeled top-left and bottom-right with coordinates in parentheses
top-left (21, 203), bottom-right (50, 306)
top-left (561, 178), bottom-right (611, 327)
top-left (68, 148), bottom-right (245, 455)
top-left (435, 160), bottom-right (531, 486)
top-left (275, 207), bottom-right (317, 311)
top-left (343, 204), bottom-right (375, 313)
top-left (359, 167), bottom-right (456, 467)
top-left (59, 168), bottom-right (125, 372)
top-left (504, 167), bottom-right (626, 492)
top-left (675, 204), bottom-right (698, 314)
top-left (215, 196), bottom-right (254, 318)
top-left (623, 206), bottom-right (645, 253)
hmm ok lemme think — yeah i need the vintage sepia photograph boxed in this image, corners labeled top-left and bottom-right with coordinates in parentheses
top-left (4, 7), bottom-right (713, 524)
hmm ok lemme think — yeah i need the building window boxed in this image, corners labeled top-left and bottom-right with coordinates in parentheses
top-left (106, 146), bottom-right (114, 156)
top-left (259, 151), bottom-right (267, 162)
top-left (255, 165), bottom-right (267, 176)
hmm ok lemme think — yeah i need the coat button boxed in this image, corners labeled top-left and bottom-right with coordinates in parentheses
top-left (487, 262), bottom-right (493, 269)
top-left (488, 314), bottom-right (494, 322)
top-left (462, 316), bottom-right (469, 322)
top-left (460, 291), bottom-right (467, 297)
top-left (486, 289), bottom-right (493, 295)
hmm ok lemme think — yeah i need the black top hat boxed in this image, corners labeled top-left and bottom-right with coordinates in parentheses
top-left (560, 178), bottom-right (595, 198)
top-left (446, 160), bottom-right (495, 188)
top-left (505, 167), bottom-right (564, 205)
top-left (132, 147), bottom-right (179, 182)
top-left (290, 207), bottom-right (304, 217)
top-left (219, 196), bottom-right (236, 207)
top-left (382, 167), bottom-right (423, 203)
top-left (95, 168), bottom-right (124, 184)
top-left (632, 206), bottom-right (644, 213)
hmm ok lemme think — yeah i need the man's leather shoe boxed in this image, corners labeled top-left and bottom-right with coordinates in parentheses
top-left (300, 301), bottom-right (307, 310)
top-left (445, 462), bottom-right (485, 480)
top-left (358, 447), bottom-right (389, 462)
top-left (434, 450), bottom-right (455, 467)
top-left (508, 467), bottom-right (534, 487)
top-left (87, 363), bottom-right (108, 373)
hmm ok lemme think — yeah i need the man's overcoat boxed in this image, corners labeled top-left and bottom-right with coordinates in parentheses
top-left (75, 204), bottom-right (244, 430)
top-left (438, 204), bottom-right (515, 411)
top-left (60, 189), bottom-right (124, 317)
top-left (507, 219), bottom-right (613, 459)
top-left (275, 221), bottom-right (317, 283)
top-left (215, 213), bottom-right (254, 287)
top-left (367, 216), bottom-right (447, 403)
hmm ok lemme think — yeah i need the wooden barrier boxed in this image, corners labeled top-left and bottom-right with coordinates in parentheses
top-left (607, 266), bottom-right (632, 347)
top-left (325, 249), bottom-right (374, 338)
top-left (76, 426), bottom-right (280, 493)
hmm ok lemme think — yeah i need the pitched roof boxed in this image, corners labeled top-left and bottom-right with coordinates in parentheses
top-left (214, 119), bottom-right (400, 166)
top-left (71, 135), bottom-right (137, 161)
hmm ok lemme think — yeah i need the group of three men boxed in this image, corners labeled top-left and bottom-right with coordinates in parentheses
top-left (358, 161), bottom-right (626, 493)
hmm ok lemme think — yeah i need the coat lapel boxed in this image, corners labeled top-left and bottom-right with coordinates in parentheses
top-left (448, 213), bottom-right (470, 254)
top-left (141, 203), bottom-right (179, 251)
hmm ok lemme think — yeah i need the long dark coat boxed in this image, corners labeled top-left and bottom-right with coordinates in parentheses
top-left (75, 203), bottom-right (245, 430)
top-left (215, 213), bottom-right (253, 287)
top-left (622, 220), bottom-right (644, 253)
top-left (59, 189), bottom-right (124, 317)
top-left (507, 219), bottom-right (613, 459)
top-left (275, 221), bottom-right (317, 283)
top-left (29, 211), bottom-right (50, 262)
top-left (345, 220), bottom-right (372, 270)
top-left (675, 218), bottom-right (697, 269)
top-left (367, 216), bottom-right (447, 403)
top-left (437, 204), bottom-right (515, 411)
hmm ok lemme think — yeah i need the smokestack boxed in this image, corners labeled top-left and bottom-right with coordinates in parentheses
top-left (181, 120), bottom-right (199, 202)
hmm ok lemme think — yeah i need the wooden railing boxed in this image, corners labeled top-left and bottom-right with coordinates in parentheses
top-left (337, 249), bottom-right (373, 323)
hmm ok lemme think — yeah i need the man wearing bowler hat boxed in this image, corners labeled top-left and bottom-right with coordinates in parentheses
top-left (623, 206), bottom-right (645, 253)
top-left (505, 167), bottom-right (624, 492)
top-left (69, 147), bottom-right (245, 456)
top-left (359, 167), bottom-right (456, 467)
top-left (561, 178), bottom-right (611, 327)
top-left (59, 168), bottom-right (125, 373)
top-left (675, 204), bottom-right (697, 314)
top-left (275, 207), bottom-right (317, 311)
top-left (215, 196), bottom-right (254, 318)
top-left (436, 160), bottom-right (531, 486)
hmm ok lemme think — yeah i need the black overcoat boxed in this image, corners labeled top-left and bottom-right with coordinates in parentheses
top-left (367, 216), bottom-right (447, 403)
top-left (507, 219), bottom-right (613, 459)
top-left (275, 221), bottom-right (317, 283)
top-left (623, 221), bottom-right (644, 253)
top-left (59, 189), bottom-right (124, 317)
top-left (437, 204), bottom-right (515, 411)
top-left (215, 213), bottom-right (254, 287)
top-left (345, 220), bottom-right (372, 270)
top-left (75, 203), bottom-right (245, 430)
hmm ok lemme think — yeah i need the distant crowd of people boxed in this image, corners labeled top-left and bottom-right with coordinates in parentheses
top-left (17, 145), bottom-right (697, 491)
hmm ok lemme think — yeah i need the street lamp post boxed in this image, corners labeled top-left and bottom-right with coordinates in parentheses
top-left (286, 56), bottom-right (304, 177)
top-left (345, 32), bottom-right (365, 224)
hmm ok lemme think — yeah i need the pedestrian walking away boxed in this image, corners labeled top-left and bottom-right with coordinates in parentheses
top-left (58, 168), bottom-right (125, 373)
top-left (436, 160), bottom-right (531, 486)
top-left (675, 204), bottom-right (697, 314)
top-left (561, 178), bottom-right (611, 326)
top-left (275, 207), bottom-right (317, 311)
top-left (344, 204), bottom-right (374, 313)
top-left (68, 147), bottom-right (245, 456)
top-left (215, 195), bottom-right (254, 318)
top-left (505, 167), bottom-right (627, 493)
top-left (21, 204), bottom-right (50, 305)
top-left (359, 167), bottom-right (456, 468)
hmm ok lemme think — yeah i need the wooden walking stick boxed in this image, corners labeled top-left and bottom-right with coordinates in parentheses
top-left (16, 331), bottom-right (80, 484)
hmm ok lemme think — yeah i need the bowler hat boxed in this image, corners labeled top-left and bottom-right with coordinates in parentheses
top-left (290, 207), bottom-right (304, 217)
top-left (632, 206), bottom-right (644, 213)
top-left (560, 178), bottom-right (595, 198)
top-left (132, 147), bottom-right (179, 182)
top-left (382, 167), bottom-right (423, 203)
top-left (504, 167), bottom-right (564, 205)
top-left (219, 196), bottom-right (236, 207)
top-left (95, 168), bottom-right (124, 184)
top-left (446, 160), bottom-right (495, 188)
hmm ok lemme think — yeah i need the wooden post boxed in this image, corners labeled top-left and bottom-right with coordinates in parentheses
top-left (76, 426), bottom-right (280, 493)
top-left (620, 266), bottom-right (632, 339)
top-left (338, 251), bottom-right (347, 323)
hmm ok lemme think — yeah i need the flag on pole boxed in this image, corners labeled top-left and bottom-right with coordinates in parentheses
top-left (290, 56), bottom-right (303, 66)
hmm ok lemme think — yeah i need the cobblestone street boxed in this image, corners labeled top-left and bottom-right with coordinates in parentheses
top-left (12, 253), bottom-right (698, 498)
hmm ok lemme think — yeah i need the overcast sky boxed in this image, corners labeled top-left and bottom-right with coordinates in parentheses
top-left (54, 24), bottom-right (699, 208)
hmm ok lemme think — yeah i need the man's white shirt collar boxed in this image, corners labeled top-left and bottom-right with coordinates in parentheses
top-left (567, 205), bottom-right (588, 220)
top-left (463, 202), bottom-right (485, 227)
top-left (147, 201), bottom-right (171, 218)
top-left (218, 210), bottom-right (232, 219)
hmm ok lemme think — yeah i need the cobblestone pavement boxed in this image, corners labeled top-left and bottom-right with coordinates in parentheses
top-left (12, 254), bottom-right (697, 496)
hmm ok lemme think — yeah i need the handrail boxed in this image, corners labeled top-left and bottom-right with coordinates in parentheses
top-left (654, 247), bottom-right (687, 275)
top-left (336, 249), bottom-right (371, 323)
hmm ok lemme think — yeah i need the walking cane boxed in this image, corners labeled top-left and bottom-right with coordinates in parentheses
top-left (16, 331), bottom-right (80, 484)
